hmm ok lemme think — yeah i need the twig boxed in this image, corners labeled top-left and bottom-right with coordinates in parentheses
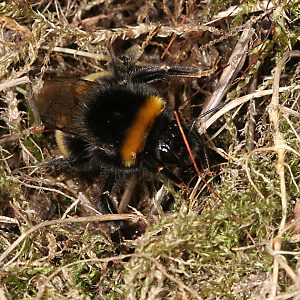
top-left (268, 50), bottom-right (300, 299)
top-left (40, 46), bottom-right (109, 61)
top-left (197, 21), bottom-right (254, 125)
top-left (0, 287), bottom-right (8, 300)
top-left (150, 185), bottom-right (168, 216)
top-left (0, 216), bottom-right (18, 224)
top-left (118, 174), bottom-right (137, 213)
top-left (0, 214), bottom-right (141, 266)
top-left (0, 76), bottom-right (30, 91)
top-left (200, 84), bottom-right (300, 133)
top-left (205, 1), bottom-right (274, 25)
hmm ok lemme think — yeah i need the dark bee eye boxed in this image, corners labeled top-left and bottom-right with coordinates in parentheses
top-left (158, 141), bottom-right (182, 165)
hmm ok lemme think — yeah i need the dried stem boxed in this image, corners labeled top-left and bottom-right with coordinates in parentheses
top-left (268, 50), bottom-right (300, 299)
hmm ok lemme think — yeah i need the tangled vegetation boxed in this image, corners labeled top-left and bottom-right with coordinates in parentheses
top-left (0, 0), bottom-right (300, 299)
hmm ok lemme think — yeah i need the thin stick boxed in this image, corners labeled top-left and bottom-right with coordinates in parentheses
top-left (199, 22), bottom-right (254, 121)
top-left (40, 46), bottom-right (109, 61)
top-left (268, 50), bottom-right (300, 298)
top-left (199, 85), bottom-right (300, 133)
top-left (0, 76), bottom-right (30, 91)
top-left (0, 214), bottom-right (141, 266)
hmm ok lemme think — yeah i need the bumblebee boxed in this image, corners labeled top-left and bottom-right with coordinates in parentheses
top-left (34, 47), bottom-right (205, 234)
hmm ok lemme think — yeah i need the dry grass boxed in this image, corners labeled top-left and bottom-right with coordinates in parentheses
top-left (1, 0), bottom-right (300, 299)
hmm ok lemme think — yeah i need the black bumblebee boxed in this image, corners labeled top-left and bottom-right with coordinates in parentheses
top-left (34, 47), bottom-right (205, 236)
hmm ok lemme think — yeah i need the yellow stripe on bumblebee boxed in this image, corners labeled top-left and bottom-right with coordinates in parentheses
top-left (55, 130), bottom-right (69, 158)
top-left (121, 95), bottom-right (165, 167)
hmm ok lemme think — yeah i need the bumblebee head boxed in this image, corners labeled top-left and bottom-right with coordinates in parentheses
top-left (142, 112), bottom-right (202, 184)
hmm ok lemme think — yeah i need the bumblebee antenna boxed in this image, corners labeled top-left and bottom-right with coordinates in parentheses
top-left (191, 102), bottom-right (227, 132)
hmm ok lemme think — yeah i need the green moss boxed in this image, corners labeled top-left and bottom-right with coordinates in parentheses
top-left (1, 0), bottom-right (300, 299)
top-left (2, 267), bottom-right (50, 299)
top-left (106, 211), bottom-right (271, 298)
top-left (207, 0), bottom-right (239, 19)
top-left (0, 166), bottom-right (20, 199)
top-left (23, 134), bottom-right (44, 162)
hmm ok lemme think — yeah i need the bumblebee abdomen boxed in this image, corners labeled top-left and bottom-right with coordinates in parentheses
top-left (55, 129), bottom-right (123, 172)
top-left (82, 82), bottom-right (165, 168)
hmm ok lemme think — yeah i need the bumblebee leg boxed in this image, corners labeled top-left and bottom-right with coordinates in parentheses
top-left (96, 173), bottom-right (118, 215)
top-left (44, 157), bottom-right (74, 174)
top-left (96, 173), bottom-right (146, 241)
top-left (96, 173), bottom-right (133, 242)
top-left (143, 157), bottom-right (184, 187)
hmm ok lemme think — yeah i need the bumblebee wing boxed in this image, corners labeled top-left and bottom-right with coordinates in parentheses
top-left (34, 79), bottom-right (99, 134)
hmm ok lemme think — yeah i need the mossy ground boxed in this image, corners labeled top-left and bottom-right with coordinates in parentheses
top-left (0, 0), bottom-right (300, 299)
